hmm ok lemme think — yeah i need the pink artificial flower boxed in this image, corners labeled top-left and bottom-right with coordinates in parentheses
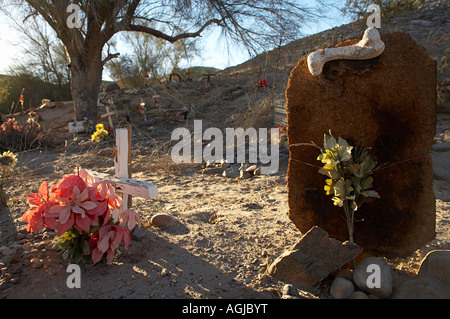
top-left (21, 181), bottom-right (57, 233)
top-left (90, 180), bottom-right (122, 212)
top-left (46, 178), bottom-right (100, 235)
top-left (78, 168), bottom-right (95, 187)
top-left (53, 175), bottom-right (88, 198)
top-left (90, 224), bottom-right (131, 264)
top-left (120, 208), bottom-right (140, 231)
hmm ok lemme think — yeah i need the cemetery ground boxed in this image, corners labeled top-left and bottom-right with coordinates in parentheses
top-left (0, 1), bottom-right (449, 295)
top-left (0, 85), bottom-right (448, 298)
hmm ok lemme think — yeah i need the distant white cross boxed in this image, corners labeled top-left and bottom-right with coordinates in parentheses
top-left (100, 99), bottom-right (118, 129)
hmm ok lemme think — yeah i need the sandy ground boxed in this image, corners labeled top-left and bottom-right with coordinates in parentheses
top-left (0, 71), bottom-right (448, 299)
top-left (0, 114), bottom-right (448, 300)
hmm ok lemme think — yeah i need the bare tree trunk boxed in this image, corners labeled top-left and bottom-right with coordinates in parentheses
top-left (69, 52), bottom-right (103, 122)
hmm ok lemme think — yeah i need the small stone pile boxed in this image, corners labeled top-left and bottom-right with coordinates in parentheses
top-left (268, 227), bottom-right (450, 299)
top-left (330, 257), bottom-right (393, 299)
top-left (330, 251), bottom-right (450, 299)
top-left (202, 160), bottom-right (261, 180)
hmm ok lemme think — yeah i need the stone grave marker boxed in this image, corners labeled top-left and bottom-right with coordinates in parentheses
top-left (286, 29), bottom-right (436, 257)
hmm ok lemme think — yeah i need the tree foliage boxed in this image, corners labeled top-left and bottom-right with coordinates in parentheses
top-left (2, 0), bottom-right (338, 120)
top-left (106, 30), bottom-right (199, 88)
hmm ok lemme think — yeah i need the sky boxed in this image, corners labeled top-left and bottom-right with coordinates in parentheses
top-left (0, 2), bottom-right (351, 80)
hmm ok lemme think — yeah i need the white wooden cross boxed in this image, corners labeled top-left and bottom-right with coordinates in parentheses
top-left (69, 99), bottom-right (118, 134)
top-left (100, 99), bottom-right (117, 129)
top-left (87, 125), bottom-right (158, 212)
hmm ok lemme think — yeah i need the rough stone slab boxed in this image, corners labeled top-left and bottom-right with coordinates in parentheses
top-left (267, 226), bottom-right (362, 287)
top-left (286, 32), bottom-right (436, 257)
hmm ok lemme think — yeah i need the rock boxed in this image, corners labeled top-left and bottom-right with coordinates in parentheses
top-left (151, 214), bottom-right (174, 227)
top-left (204, 160), bottom-right (214, 168)
top-left (4, 254), bottom-right (21, 265)
top-left (222, 166), bottom-right (240, 178)
top-left (444, 131), bottom-right (450, 142)
top-left (392, 250), bottom-right (450, 299)
top-left (245, 165), bottom-right (258, 173)
top-left (267, 226), bottom-right (362, 287)
top-left (431, 151), bottom-right (450, 181)
top-left (239, 170), bottom-right (252, 179)
top-left (418, 250), bottom-right (450, 285)
top-left (335, 268), bottom-right (353, 281)
top-left (353, 257), bottom-right (393, 298)
top-left (160, 268), bottom-right (170, 277)
top-left (131, 228), bottom-right (149, 241)
top-left (105, 83), bottom-right (121, 92)
top-left (0, 247), bottom-right (12, 256)
top-left (393, 277), bottom-right (450, 299)
top-left (330, 277), bottom-right (355, 299)
top-left (286, 32), bottom-right (436, 257)
top-left (349, 291), bottom-right (369, 299)
top-left (218, 159), bottom-right (231, 169)
top-left (282, 284), bottom-right (300, 298)
top-left (281, 285), bottom-right (319, 299)
top-left (409, 19), bottom-right (435, 26)
top-left (32, 260), bottom-right (44, 269)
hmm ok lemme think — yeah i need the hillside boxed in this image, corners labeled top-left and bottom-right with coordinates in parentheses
top-left (220, 0), bottom-right (449, 124)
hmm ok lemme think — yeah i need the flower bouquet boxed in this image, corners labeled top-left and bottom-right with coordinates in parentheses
top-left (316, 132), bottom-right (381, 244)
top-left (291, 131), bottom-right (381, 245)
top-left (22, 168), bottom-right (140, 265)
top-left (91, 124), bottom-right (109, 143)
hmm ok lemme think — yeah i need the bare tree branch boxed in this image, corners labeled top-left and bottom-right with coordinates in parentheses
top-left (125, 18), bottom-right (222, 43)
top-left (102, 52), bottom-right (120, 66)
top-left (2, 0), bottom-right (338, 121)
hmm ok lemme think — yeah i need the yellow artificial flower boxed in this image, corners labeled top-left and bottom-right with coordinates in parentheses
top-left (0, 151), bottom-right (17, 172)
top-left (91, 126), bottom-right (109, 143)
top-left (0, 151), bottom-right (18, 170)
top-left (324, 178), bottom-right (334, 196)
top-left (91, 131), bottom-right (100, 143)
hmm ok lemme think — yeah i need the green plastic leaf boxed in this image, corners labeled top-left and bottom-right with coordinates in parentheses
top-left (361, 190), bottom-right (380, 198)
top-left (324, 133), bottom-right (338, 150)
top-left (338, 136), bottom-right (350, 147)
top-left (334, 145), bottom-right (353, 162)
top-left (347, 164), bottom-right (362, 178)
top-left (81, 239), bottom-right (91, 255)
top-left (318, 165), bottom-right (340, 180)
top-left (360, 176), bottom-right (374, 191)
